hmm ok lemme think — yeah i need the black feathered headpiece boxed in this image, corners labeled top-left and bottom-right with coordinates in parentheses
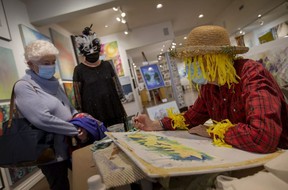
top-left (74, 24), bottom-right (101, 56)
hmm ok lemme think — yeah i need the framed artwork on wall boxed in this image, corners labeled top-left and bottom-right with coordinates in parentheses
top-left (62, 82), bottom-right (76, 107)
top-left (0, 0), bottom-right (11, 41)
top-left (0, 46), bottom-right (19, 100)
top-left (119, 76), bottom-right (135, 103)
top-left (0, 104), bottom-right (10, 136)
top-left (50, 28), bottom-right (76, 80)
top-left (140, 64), bottom-right (165, 91)
top-left (101, 41), bottom-right (124, 77)
top-left (18, 24), bottom-right (61, 79)
top-left (5, 167), bottom-right (38, 186)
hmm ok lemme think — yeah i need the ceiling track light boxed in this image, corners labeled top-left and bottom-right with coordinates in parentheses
top-left (112, 6), bottom-right (130, 34)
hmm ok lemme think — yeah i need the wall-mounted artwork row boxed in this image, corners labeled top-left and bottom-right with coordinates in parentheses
top-left (0, 47), bottom-right (18, 100)
top-left (18, 24), bottom-right (61, 79)
top-left (50, 28), bottom-right (76, 81)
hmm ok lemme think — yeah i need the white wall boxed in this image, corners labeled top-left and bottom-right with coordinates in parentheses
top-left (230, 13), bottom-right (288, 48)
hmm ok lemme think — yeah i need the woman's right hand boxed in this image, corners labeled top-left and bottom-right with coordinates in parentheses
top-left (133, 114), bottom-right (163, 131)
top-left (77, 127), bottom-right (89, 143)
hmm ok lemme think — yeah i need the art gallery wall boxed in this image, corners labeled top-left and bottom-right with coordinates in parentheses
top-left (0, 0), bottom-right (141, 116)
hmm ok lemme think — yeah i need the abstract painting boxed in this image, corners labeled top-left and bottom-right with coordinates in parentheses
top-left (19, 24), bottom-right (61, 79)
top-left (0, 46), bottom-right (19, 100)
top-left (101, 41), bottom-right (124, 77)
top-left (0, 104), bottom-right (9, 136)
top-left (106, 131), bottom-right (282, 177)
top-left (62, 82), bottom-right (76, 107)
top-left (50, 28), bottom-right (76, 80)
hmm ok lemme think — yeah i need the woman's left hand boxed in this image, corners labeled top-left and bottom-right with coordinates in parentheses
top-left (188, 125), bottom-right (210, 138)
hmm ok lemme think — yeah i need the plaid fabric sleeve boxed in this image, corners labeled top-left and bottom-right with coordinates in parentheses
top-left (225, 61), bottom-right (283, 153)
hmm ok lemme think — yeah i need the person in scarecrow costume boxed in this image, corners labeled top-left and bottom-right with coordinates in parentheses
top-left (134, 25), bottom-right (288, 153)
top-left (72, 25), bottom-right (127, 130)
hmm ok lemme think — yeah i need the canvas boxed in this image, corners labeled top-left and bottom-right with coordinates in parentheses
top-left (0, 104), bottom-right (9, 136)
top-left (146, 101), bottom-right (179, 120)
top-left (0, 47), bottom-right (18, 100)
top-left (101, 41), bottom-right (124, 77)
top-left (62, 82), bottom-right (76, 107)
top-left (119, 76), bottom-right (134, 103)
top-left (106, 131), bottom-right (283, 178)
top-left (0, 0), bottom-right (11, 41)
top-left (140, 64), bottom-right (165, 91)
top-left (50, 28), bottom-right (76, 80)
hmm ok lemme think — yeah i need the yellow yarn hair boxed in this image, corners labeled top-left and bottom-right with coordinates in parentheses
top-left (206, 119), bottom-right (235, 148)
top-left (166, 108), bottom-right (188, 130)
top-left (184, 54), bottom-right (240, 89)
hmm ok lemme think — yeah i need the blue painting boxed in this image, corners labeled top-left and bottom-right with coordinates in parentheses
top-left (140, 64), bottom-right (165, 90)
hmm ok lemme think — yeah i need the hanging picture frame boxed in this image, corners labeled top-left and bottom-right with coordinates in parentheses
top-left (140, 64), bottom-right (165, 91)
top-left (0, 46), bottom-right (19, 100)
top-left (50, 28), bottom-right (77, 80)
top-left (0, 0), bottom-right (11, 41)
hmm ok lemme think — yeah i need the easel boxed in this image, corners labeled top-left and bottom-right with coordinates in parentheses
top-left (151, 89), bottom-right (158, 105)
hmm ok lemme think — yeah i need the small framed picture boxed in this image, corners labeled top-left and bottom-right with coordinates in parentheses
top-left (0, 0), bottom-right (11, 41)
top-left (140, 64), bottom-right (165, 91)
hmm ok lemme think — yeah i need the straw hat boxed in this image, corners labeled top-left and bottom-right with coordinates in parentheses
top-left (175, 25), bottom-right (249, 58)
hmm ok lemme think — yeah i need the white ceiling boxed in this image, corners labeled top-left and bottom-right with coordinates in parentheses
top-left (23, 0), bottom-right (288, 66)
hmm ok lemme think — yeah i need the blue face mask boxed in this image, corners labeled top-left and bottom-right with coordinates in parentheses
top-left (186, 64), bottom-right (208, 85)
top-left (37, 65), bottom-right (56, 79)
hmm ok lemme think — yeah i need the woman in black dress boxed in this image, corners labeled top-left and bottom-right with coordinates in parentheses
top-left (73, 25), bottom-right (127, 130)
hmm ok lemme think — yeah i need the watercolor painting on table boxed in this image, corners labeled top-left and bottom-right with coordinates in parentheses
top-left (106, 131), bottom-right (282, 177)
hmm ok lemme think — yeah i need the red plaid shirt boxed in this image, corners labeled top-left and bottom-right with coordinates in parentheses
top-left (162, 59), bottom-right (288, 153)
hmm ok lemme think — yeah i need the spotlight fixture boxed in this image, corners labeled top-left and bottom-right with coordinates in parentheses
top-left (198, 14), bottom-right (204, 18)
top-left (121, 12), bottom-right (126, 17)
top-left (156, 4), bottom-right (163, 9)
top-left (112, 6), bottom-right (130, 35)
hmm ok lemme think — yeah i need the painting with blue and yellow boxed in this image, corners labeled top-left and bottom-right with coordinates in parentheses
top-left (127, 133), bottom-right (213, 161)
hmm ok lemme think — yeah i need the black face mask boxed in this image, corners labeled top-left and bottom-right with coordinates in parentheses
top-left (85, 53), bottom-right (99, 63)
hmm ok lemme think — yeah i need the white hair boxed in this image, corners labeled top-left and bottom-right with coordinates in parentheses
top-left (24, 40), bottom-right (59, 62)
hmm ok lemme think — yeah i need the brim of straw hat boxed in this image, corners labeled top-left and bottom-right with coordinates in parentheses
top-left (174, 45), bottom-right (249, 59)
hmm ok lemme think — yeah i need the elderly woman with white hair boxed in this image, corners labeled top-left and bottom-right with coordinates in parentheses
top-left (14, 40), bottom-right (88, 190)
